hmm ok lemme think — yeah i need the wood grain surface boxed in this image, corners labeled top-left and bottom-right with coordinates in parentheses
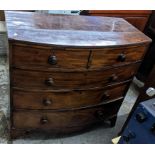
top-left (85, 10), bottom-right (152, 31)
top-left (12, 44), bottom-right (90, 69)
top-left (8, 11), bottom-right (151, 137)
top-left (13, 100), bottom-right (122, 130)
top-left (6, 11), bottom-right (151, 48)
top-left (12, 82), bottom-right (129, 110)
top-left (12, 63), bottom-right (139, 90)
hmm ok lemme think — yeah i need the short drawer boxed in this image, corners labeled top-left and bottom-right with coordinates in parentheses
top-left (12, 63), bottom-right (139, 90)
top-left (13, 82), bottom-right (129, 110)
top-left (13, 100), bottom-right (122, 130)
top-left (89, 45), bottom-right (147, 69)
top-left (11, 44), bottom-right (90, 69)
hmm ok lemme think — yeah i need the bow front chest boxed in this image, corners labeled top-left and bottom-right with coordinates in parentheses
top-left (5, 11), bottom-right (151, 138)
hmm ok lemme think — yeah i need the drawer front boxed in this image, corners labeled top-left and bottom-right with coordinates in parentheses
top-left (12, 63), bottom-right (139, 89)
top-left (89, 46), bottom-right (147, 69)
top-left (13, 82), bottom-right (129, 110)
top-left (13, 100), bottom-right (122, 129)
top-left (12, 44), bottom-right (90, 69)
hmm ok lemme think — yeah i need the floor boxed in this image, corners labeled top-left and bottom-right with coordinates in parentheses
top-left (0, 55), bottom-right (140, 144)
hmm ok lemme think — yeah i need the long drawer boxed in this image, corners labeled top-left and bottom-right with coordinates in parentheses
top-left (12, 100), bottom-right (122, 130)
top-left (12, 82), bottom-right (129, 110)
top-left (12, 63), bottom-right (139, 90)
top-left (11, 44), bottom-right (147, 70)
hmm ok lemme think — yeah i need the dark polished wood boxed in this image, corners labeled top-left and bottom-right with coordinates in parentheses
top-left (6, 11), bottom-right (151, 139)
top-left (12, 100), bottom-right (122, 130)
top-left (89, 45), bottom-right (148, 69)
top-left (6, 11), bottom-right (151, 48)
top-left (10, 99), bottom-right (123, 139)
top-left (11, 43), bottom-right (90, 69)
top-left (13, 82), bottom-right (129, 110)
top-left (11, 43), bottom-right (148, 70)
top-left (12, 64), bottom-right (139, 90)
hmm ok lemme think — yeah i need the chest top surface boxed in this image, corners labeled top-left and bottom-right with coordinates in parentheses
top-left (5, 11), bottom-right (151, 48)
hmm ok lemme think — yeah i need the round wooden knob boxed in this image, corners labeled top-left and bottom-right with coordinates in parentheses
top-left (95, 110), bottom-right (104, 120)
top-left (102, 92), bottom-right (110, 100)
top-left (45, 78), bottom-right (54, 86)
top-left (40, 117), bottom-right (48, 124)
top-left (43, 99), bottom-right (52, 106)
top-left (117, 53), bottom-right (126, 62)
top-left (109, 74), bottom-right (118, 82)
top-left (48, 55), bottom-right (57, 65)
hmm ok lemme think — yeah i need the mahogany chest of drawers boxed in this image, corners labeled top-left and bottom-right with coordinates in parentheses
top-left (5, 11), bottom-right (151, 139)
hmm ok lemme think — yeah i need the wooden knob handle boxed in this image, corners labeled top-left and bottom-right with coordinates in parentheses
top-left (40, 117), bottom-right (48, 124)
top-left (43, 99), bottom-right (52, 106)
top-left (117, 53), bottom-right (126, 62)
top-left (102, 92), bottom-right (110, 100)
top-left (95, 110), bottom-right (104, 120)
top-left (109, 74), bottom-right (118, 82)
top-left (45, 78), bottom-right (54, 86)
top-left (48, 55), bottom-right (57, 65)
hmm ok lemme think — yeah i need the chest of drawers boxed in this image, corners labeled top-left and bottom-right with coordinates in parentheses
top-left (5, 11), bottom-right (151, 139)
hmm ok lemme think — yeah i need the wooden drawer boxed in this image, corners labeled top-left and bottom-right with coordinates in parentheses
top-left (12, 63), bottom-right (139, 90)
top-left (13, 100), bottom-right (122, 130)
top-left (13, 82), bottom-right (129, 110)
top-left (11, 44), bottom-right (90, 69)
top-left (89, 46), bottom-right (147, 69)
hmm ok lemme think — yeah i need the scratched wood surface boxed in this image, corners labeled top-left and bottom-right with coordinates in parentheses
top-left (5, 11), bottom-right (151, 48)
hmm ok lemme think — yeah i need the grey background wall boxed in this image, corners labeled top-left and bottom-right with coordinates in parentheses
top-left (0, 11), bottom-right (7, 56)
